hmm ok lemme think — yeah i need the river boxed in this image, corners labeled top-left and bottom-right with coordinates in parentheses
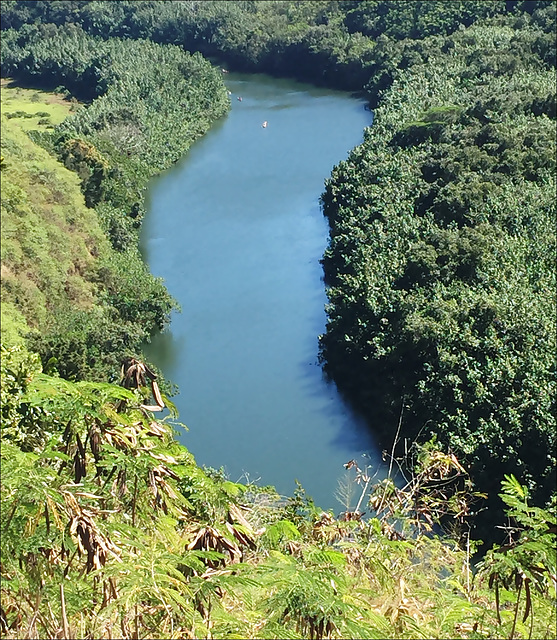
top-left (141, 72), bottom-right (380, 511)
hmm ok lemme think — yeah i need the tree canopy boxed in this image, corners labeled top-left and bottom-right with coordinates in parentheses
top-left (319, 11), bottom-right (556, 535)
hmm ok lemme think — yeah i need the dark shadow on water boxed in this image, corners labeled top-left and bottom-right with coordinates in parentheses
top-left (327, 395), bottom-right (380, 457)
top-left (143, 326), bottom-right (185, 378)
top-left (295, 348), bottom-right (381, 459)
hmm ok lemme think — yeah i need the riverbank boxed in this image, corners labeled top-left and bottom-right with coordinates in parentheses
top-left (0, 24), bottom-right (230, 381)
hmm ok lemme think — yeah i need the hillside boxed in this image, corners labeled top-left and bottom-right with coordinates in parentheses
top-left (2, 343), bottom-right (556, 639)
top-left (1, 82), bottom-right (110, 345)
top-left (0, 82), bottom-right (178, 382)
top-left (1, 25), bottom-right (230, 381)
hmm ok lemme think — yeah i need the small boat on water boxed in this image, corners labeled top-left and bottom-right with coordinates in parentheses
top-left (237, 96), bottom-right (243, 101)
top-left (262, 121), bottom-right (268, 128)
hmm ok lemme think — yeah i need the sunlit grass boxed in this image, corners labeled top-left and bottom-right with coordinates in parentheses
top-left (1, 87), bottom-right (109, 340)
top-left (0, 78), bottom-right (77, 131)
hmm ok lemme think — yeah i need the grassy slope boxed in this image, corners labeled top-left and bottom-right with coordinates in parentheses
top-left (1, 78), bottom-right (75, 128)
top-left (0, 82), bottom-right (111, 345)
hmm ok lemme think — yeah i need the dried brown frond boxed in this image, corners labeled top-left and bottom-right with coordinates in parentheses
top-left (383, 576), bottom-right (429, 627)
top-left (89, 421), bottom-right (102, 462)
top-left (186, 526), bottom-right (242, 567)
top-left (381, 521), bottom-right (405, 541)
top-left (63, 490), bottom-right (121, 572)
top-left (312, 511), bottom-right (339, 544)
top-left (285, 539), bottom-right (303, 557)
top-left (104, 423), bottom-right (139, 450)
top-left (145, 420), bottom-right (168, 438)
top-left (120, 358), bottom-right (165, 413)
top-left (227, 503), bottom-right (257, 549)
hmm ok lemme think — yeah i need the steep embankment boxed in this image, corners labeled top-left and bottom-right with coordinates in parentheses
top-left (319, 16), bottom-right (556, 524)
top-left (1, 84), bottom-right (110, 345)
top-left (1, 25), bottom-right (230, 380)
top-left (0, 82), bottom-right (176, 380)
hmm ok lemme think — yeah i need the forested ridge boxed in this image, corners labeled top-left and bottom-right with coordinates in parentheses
top-left (1, 1), bottom-right (556, 638)
top-left (319, 6), bottom-right (556, 539)
top-left (1, 20), bottom-right (229, 380)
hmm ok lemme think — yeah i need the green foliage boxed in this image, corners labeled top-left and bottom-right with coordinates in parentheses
top-left (1, 20), bottom-right (230, 216)
top-left (0, 0), bottom-right (512, 93)
top-left (477, 475), bottom-right (557, 638)
top-left (0, 344), bottom-right (43, 450)
top-left (0, 300), bottom-right (30, 346)
top-left (319, 13), bottom-right (556, 539)
top-left (261, 519), bottom-right (301, 549)
top-left (58, 137), bottom-right (109, 207)
top-left (343, 1), bottom-right (505, 40)
top-left (2, 356), bottom-right (556, 638)
top-left (1, 356), bottom-right (200, 638)
top-left (0, 99), bottom-right (178, 382)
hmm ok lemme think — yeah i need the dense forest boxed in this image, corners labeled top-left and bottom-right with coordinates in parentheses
top-left (319, 4), bottom-right (556, 537)
top-left (1, 1), bottom-right (555, 638)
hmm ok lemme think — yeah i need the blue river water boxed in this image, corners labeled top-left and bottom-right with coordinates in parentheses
top-left (141, 72), bottom-right (382, 511)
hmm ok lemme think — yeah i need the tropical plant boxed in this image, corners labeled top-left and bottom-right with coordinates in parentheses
top-left (477, 475), bottom-right (557, 639)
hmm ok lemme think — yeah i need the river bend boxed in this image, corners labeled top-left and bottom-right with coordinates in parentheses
top-left (141, 72), bottom-right (379, 510)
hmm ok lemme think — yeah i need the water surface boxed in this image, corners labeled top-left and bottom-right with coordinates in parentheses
top-left (142, 73), bottom-right (380, 510)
